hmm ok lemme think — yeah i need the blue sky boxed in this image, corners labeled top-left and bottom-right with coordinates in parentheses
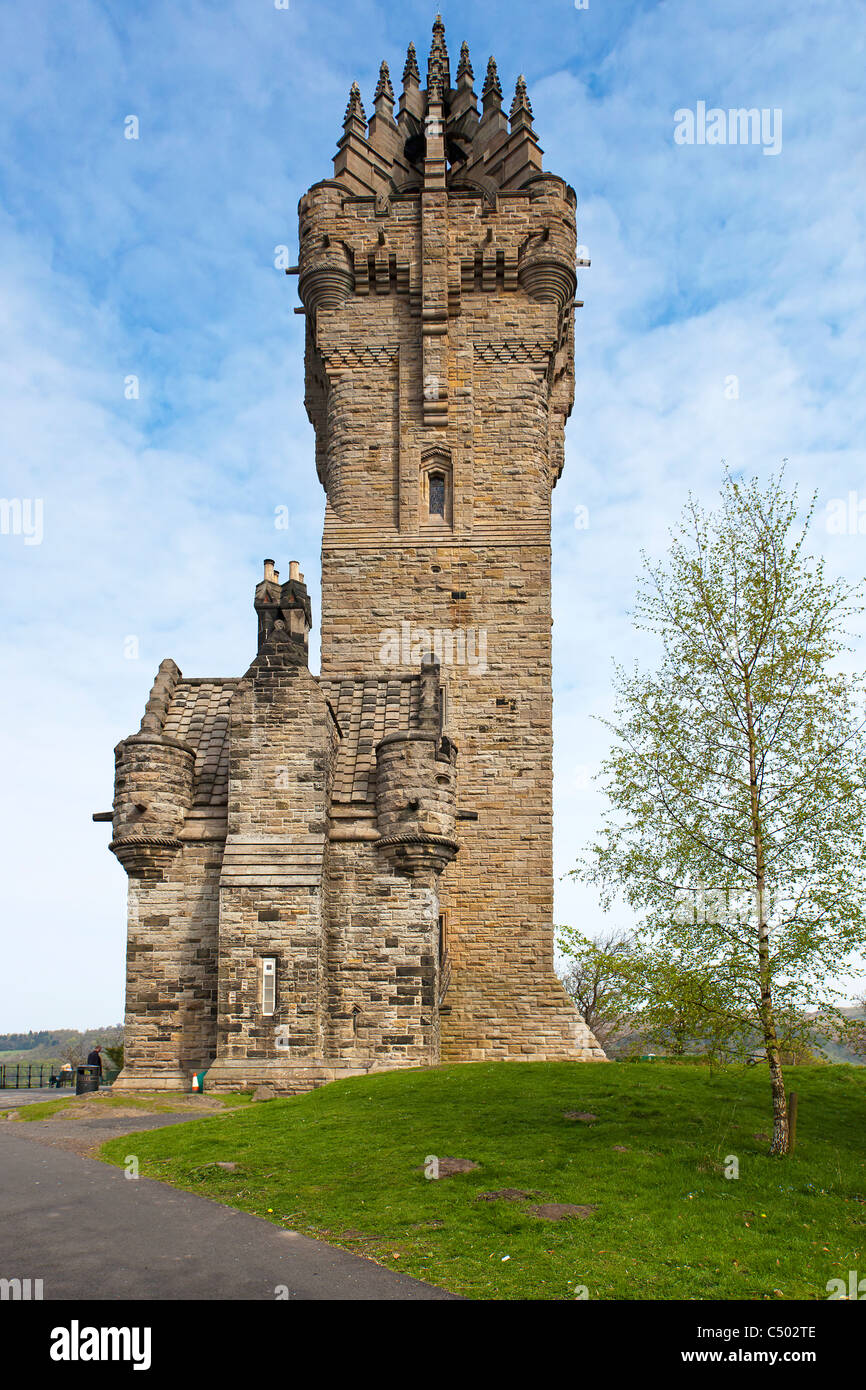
top-left (1, 0), bottom-right (864, 1029)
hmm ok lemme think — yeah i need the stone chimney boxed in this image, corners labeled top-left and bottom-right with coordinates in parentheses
top-left (255, 557), bottom-right (312, 657)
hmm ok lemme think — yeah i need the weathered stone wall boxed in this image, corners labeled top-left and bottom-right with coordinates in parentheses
top-left (206, 632), bottom-right (338, 1089)
top-left (107, 28), bottom-right (606, 1095)
top-left (304, 175), bottom-right (601, 1061)
top-left (324, 841), bottom-right (440, 1067)
top-left (115, 841), bottom-right (221, 1089)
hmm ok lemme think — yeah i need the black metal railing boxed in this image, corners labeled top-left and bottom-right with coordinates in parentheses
top-left (0, 1062), bottom-right (60, 1090)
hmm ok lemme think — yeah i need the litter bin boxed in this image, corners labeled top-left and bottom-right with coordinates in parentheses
top-left (75, 1065), bottom-right (100, 1095)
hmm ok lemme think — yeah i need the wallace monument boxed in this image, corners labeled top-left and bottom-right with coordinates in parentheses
top-left (98, 16), bottom-right (606, 1092)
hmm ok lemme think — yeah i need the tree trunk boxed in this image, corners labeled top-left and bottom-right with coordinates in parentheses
top-left (762, 1001), bottom-right (789, 1154)
top-left (744, 669), bottom-right (789, 1155)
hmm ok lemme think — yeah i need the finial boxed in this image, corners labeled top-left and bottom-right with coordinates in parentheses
top-left (428, 11), bottom-right (450, 87)
top-left (374, 60), bottom-right (395, 105)
top-left (344, 81), bottom-right (366, 126)
top-left (510, 74), bottom-right (533, 120)
top-left (403, 42), bottom-right (421, 85)
top-left (457, 41), bottom-right (473, 83)
top-left (482, 55), bottom-right (502, 102)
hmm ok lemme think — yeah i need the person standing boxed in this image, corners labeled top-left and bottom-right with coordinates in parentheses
top-left (86, 1045), bottom-right (103, 1082)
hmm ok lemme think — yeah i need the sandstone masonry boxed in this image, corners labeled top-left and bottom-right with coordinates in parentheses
top-left (99, 16), bottom-right (606, 1094)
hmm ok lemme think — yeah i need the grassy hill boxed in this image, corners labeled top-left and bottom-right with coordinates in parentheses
top-left (99, 1060), bottom-right (866, 1300)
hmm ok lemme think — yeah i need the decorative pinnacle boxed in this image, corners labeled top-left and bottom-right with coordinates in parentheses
top-left (343, 81), bottom-right (366, 126)
top-left (456, 41), bottom-right (473, 83)
top-left (374, 60), bottom-right (394, 104)
top-left (428, 12), bottom-right (449, 86)
top-left (510, 74), bottom-right (533, 120)
top-left (403, 42), bottom-right (420, 85)
top-left (482, 55), bottom-right (502, 102)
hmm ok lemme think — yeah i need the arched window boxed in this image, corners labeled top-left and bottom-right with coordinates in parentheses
top-left (420, 450), bottom-right (453, 527)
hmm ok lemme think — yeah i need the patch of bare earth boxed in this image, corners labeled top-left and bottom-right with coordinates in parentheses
top-left (2, 1094), bottom-right (232, 1157)
top-left (530, 1203), bottom-right (597, 1221)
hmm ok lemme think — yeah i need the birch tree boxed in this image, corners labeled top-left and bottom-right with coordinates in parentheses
top-left (577, 470), bottom-right (866, 1154)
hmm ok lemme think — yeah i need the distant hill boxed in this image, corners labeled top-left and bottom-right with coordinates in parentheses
top-left (587, 1008), bottom-right (866, 1066)
top-left (806, 1007), bottom-right (866, 1066)
top-left (0, 1025), bottom-right (123, 1063)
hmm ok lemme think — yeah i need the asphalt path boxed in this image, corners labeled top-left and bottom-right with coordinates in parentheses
top-left (0, 1125), bottom-right (457, 1301)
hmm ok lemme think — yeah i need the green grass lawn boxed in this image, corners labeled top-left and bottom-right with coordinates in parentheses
top-left (99, 1061), bottom-right (866, 1300)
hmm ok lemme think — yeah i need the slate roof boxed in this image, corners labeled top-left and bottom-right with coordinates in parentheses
top-left (162, 679), bottom-right (237, 809)
top-left (320, 675), bottom-right (421, 803)
top-left (159, 673), bottom-right (421, 811)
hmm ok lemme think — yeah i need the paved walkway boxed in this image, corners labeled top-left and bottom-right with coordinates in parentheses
top-left (0, 1091), bottom-right (240, 1155)
top-left (0, 1086), bottom-right (67, 1108)
top-left (0, 1126), bottom-right (457, 1300)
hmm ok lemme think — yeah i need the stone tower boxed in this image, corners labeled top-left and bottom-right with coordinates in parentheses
top-left (99, 16), bottom-right (603, 1096)
top-left (298, 17), bottom-right (603, 1062)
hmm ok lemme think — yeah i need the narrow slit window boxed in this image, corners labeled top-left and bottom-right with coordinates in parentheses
top-left (261, 957), bottom-right (276, 1016)
top-left (438, 912), bottom-right (449, 966)
top-left (429, 472), bottom-right (446, 518)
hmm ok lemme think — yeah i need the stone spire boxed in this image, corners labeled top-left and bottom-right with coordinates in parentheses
top-left (374, 60), bottom-right (395, 107)
top-left (498, 72), bottom-right (543, 189)
top-left (399, 41), bottom-right (424, 129)
top-left (424, 38), bottom-right (447, 192)
top-left (369, 58), bottom-right (400, 158)
top-left (334, 81), bottom-right (377, 194)
top-left (427, 13), bottom-right (451, 92)
top-left (451, 39), bottom-right (478, 124)
top-left (343, 81), bottom-right (366, 134)
top-left (479, 55), bottom-right (507, 138)
top-left (481, 55), bottom-right (502, 105)
top-left (510, 74), bottom-right (534, 129)
top-left (456, 40), bottom-right (473, 84)
top-left (403, 41), bottom-right (420, 86)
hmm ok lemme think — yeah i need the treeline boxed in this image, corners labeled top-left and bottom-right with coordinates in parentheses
top-left (0, 1025), bottom-right (123, 1061)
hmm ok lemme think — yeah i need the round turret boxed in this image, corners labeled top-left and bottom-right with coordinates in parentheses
top-left (375, 729), bottom-right (458, 874)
